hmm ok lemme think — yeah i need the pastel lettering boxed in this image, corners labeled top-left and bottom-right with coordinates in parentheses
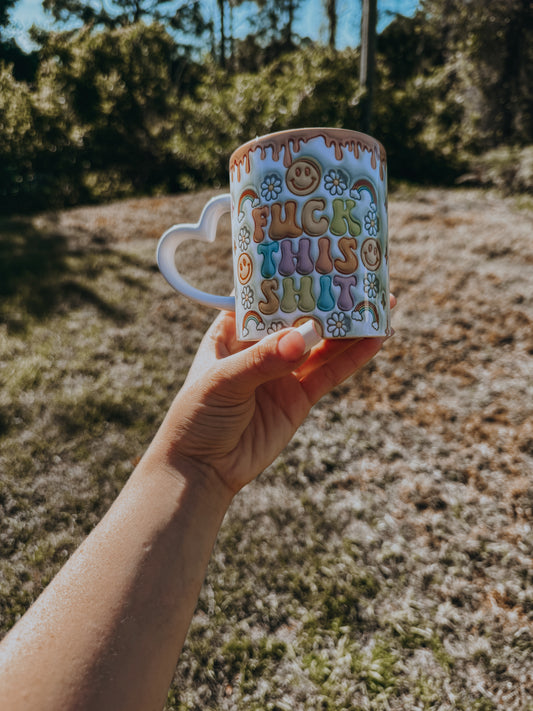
top-left (279, 238), bottom-right (313, 276)
top-left (269, 201), bottom-right (303, 240)
top-left (281, 276), bottom-right (316, 313)
top-left (258, 278), bottom-right (280, 315)
top-left (317, 275), bottom-right (335, 311)
top-left (316, 236), bottom-right (333, 274)
top-left (301, 198), bottom-right (328, 236)
top-left (334, 236), bottom-right (358, 274)
top-left (333, 274), bottom-right (357, 311)
top-left (257, 241), bottom-right (279, 278)
top-left (331, 199), bottom-right (361, 237)
top-left (252, 205), bottom-right (269, 243)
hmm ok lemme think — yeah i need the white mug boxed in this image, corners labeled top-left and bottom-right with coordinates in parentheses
top-left (157, 127), bottom-right (390, 341)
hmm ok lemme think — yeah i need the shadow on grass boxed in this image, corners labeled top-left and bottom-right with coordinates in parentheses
top-left (0, 215), bottom-right (138, 331)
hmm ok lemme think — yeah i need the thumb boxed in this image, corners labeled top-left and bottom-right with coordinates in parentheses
top-left (221, 321), bottom-right (321, 394)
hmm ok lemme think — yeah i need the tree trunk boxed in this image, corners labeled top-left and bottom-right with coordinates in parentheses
top-left (326, 0), bottom-right (337, 49)
top-left (218, 0), bottom-right (226, 69)
top-left (359, 0), bottom-right (377, 133)
top-left (229, 0), bottom-right (235, 71)
top-left (285, 0), bottom-right (295, 49)
top-left (500, 0), bottom-right (531, 141)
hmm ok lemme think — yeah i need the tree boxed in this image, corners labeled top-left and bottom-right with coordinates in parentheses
top-left (1, 0), bottom-right (40, 82)
top-left (325, 0), bottom-right (337, 48)
top-left (251, 0), bottom-right (303, 54)
top-left (0, 0), bottom-right (16, 29)
top-left (421, 0), bottom-right (533, 147)
top-left (377, 9), bottom-right (446, 84)
top-left (217, 0), bottom-right (226, 67)
top-left (281, 0), bottom-right (297, 48)
top-left (359, 0), bottom-right (377, 132)
top-left (42, 0), bottom-right (212, 50)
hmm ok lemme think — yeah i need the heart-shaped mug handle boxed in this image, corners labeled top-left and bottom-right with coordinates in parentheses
top-left (156, 194), bottom-right (235, 311)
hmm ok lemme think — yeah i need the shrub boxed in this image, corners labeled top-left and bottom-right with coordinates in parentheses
top-left (173, 47), bottom-right (365, 190)
top-left (35, 23), bottom-right (194, 200)
top-left (466, 145), bottom-right (533, 193)
top-left (0, 23), bottom-right (204, 213)
top-left (0, 64), bottom-right (72, 212)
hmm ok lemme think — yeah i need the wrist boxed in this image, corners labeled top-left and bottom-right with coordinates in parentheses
top-left (136, 433), bottom-right (236, 517)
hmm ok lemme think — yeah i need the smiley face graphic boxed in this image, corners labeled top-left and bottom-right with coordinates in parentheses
top-left (360, 238), bottom-right (382, 271)
top-left (237, 252), bottom-right (253, 284)
top-left (286, 158), bottom-right (322, 196)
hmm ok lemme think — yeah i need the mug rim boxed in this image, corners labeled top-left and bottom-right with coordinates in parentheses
top-left (229, 127), bottom-right (387, 177)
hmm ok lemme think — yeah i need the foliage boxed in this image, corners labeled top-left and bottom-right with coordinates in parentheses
top-left (1, 1), bottom-right (533, 214)
top-left (42, 0), bottom-right (211, 42)
top-left (1, 22), bottom-right (206, 212)
top-left (0, 0), bottom-right (16, 28)
top-left (36, 23), bottom-right (190, 197)
top-left (174, 47), bottom-right (364, 187)
top-left (0, 62), bottom-right (79, 213)
top-left (0, 37), bottom-right (39, 80)
top-left (421, 0), bottom-right (533, 149)
top-left (0, 66), bottom-right (34, 209)
top-left (466, 144), bottom-right (533, 193)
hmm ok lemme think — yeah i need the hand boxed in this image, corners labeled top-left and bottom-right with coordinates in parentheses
top-left (156, 297), bottom-right (395, 496)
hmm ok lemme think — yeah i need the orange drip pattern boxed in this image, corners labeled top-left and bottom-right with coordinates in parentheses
top-left (230, 128), bottom-right (386, 182)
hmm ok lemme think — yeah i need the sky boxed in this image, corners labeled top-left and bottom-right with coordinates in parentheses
top-left (7, 0), bottom-right (421, 52)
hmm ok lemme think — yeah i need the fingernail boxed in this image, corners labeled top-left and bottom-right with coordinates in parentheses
top-left (383, 328), bottom-right (396, 342)
top-left (295, 320), bottom-right (321, 353)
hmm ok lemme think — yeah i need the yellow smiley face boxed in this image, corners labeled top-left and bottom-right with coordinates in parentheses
top-left (360, 238), bottom-right (382, 271)
top-left (286, 158), bottom-right (322, 196)
top-left (237, 252), bottom-right (253, 284)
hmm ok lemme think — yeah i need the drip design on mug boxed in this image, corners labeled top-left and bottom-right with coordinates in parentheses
top-left (230, 128), bottom-right (387, 181)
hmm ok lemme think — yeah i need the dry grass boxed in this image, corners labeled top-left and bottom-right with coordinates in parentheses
top-left (1, 187), bottom-right (532, 710)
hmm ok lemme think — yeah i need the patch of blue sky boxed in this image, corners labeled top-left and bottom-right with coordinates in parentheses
top-left (7, 0), bottom-right (421, 52)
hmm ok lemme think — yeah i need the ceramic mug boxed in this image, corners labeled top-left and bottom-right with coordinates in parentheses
top-left (157, 127), bottom-right (390, 341)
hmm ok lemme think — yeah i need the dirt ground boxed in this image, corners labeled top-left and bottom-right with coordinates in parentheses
top-left (1, 186), bottom-right (532, 709)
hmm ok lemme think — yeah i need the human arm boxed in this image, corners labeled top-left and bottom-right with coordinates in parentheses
top-left (0, 304), bottom-right (394, 711)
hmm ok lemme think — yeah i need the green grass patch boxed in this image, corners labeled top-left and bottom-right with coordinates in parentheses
top-left (3, 191), bottom-right (533, 710)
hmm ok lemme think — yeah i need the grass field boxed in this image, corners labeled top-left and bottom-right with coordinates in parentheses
top-left (1, 187), bottom-right (532, 710)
